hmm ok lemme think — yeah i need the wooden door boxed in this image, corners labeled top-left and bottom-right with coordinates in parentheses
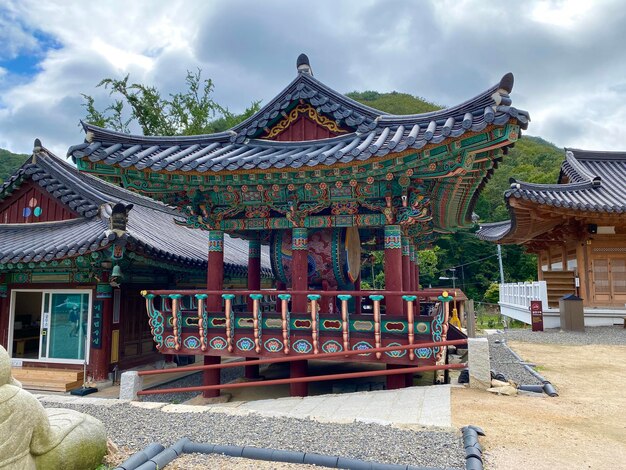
top-left (119, 287), bottom-right (155, 360)
top-left (592, 257), bottom-right (626, 305)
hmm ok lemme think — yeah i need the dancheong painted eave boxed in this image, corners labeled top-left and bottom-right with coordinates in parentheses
top-left (476, 149), bottom-right (626, 243)
top-left (67, 57), bottom-right (529, 174)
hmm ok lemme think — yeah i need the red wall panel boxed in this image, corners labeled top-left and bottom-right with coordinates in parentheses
top-left (0, 181), bottom-right (77, 224)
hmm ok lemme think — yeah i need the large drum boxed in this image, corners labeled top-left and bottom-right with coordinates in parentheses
top-left (270, 227), bottom-right (361, 289)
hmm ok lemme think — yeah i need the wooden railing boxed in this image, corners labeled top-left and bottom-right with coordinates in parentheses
top-left (141, 289), bottom-right (455, 365)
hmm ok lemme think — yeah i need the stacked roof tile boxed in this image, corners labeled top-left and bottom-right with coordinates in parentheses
top-left (477, 149), bottom-right (626, 242)
top-left (0, 149), bottom-right (271, 273)
top-left (68, 70), bottom-right (529, 172)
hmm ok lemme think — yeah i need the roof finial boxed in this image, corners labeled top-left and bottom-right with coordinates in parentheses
top-left (498, 73), bottom-right (514, 94)
top-left (33, 138), bottom-right (42, 152)
top-left (297, 53), bottom-right (313, 76)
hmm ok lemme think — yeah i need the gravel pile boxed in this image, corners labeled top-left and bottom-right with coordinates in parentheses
top-left (501, 326), bottom-right (626, 346)
top-left (486, 334), bottom-right (542, 385)
top-left (44, 402), bottom-right (465, 469)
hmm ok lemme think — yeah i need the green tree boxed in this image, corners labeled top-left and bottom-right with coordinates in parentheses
top-left (0, 149), bottom-right (29, 184)
top-left (483, 283), bottom-right (500, 303)
top-left (82, 69), bottom-right (261, 135)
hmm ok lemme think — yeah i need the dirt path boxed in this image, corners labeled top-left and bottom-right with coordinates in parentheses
top-left (452, 342), bottom-right (626, 470)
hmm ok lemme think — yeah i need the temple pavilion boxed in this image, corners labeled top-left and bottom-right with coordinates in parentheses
top-left (478, 149), bottom-right (626, 327)
top-left (64, 54), bottom-right (529, 396)
top-left (0, 147), bottom-right (271, 388)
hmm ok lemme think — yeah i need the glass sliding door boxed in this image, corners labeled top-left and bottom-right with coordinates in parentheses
top-left (40, 291), bottom-right (91, 361)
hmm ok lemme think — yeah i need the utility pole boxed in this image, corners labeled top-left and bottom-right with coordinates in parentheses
top-left (497, 244), bottom-right (505, 284)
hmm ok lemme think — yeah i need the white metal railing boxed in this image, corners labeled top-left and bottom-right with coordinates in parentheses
top-left (499, 281), bottom-right (548, 310)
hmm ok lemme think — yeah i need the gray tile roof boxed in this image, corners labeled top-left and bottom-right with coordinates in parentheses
top-left (0, 149), bottom-right (271, 273)
top-left (68, 72), bottom-right (529, 172)
top-left (477, 149), bottom-right (626, 242)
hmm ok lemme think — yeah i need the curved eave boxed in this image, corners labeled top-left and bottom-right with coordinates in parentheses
top-left (70, 114), bottom-right (524, 174)
top-left (0, 218), bottom-right (115, 264)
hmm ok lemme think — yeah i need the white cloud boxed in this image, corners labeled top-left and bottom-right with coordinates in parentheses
top-left (1, 0), bottom-right (626, 157)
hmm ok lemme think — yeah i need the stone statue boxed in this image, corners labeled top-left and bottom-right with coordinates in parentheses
top-left (0, 346), bottom-right (107, 470)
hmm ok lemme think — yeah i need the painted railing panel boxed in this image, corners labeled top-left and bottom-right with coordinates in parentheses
top-left (143, 289), bottom-right (457, 366)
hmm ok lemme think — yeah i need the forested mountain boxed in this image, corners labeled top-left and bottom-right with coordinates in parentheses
top-left (0, 149), bottom-right (29, 184)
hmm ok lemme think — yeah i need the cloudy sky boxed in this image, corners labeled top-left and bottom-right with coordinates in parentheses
top-left (1, 0), bottom-right (625, 157)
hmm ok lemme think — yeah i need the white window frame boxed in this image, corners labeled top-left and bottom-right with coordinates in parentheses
top-left (8, 288), bottom-right (93, 365)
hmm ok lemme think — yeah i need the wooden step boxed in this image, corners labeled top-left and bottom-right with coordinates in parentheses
top-left (12, 367), bottom-right (84, 382)
top-left (18, 378), bottom-right (84, 392)
top-left (12, 367), bottom-right (85, 391)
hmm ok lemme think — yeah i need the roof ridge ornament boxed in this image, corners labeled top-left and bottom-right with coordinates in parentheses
top-left (297, 53), bottom-right (313, 76)
top-left (492, 72), bottom-right (515, 106)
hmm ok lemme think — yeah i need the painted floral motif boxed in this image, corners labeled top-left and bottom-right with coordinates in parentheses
top-left (164, 335), bottom-right (176, 349)
top-left (237, 337), bottom-right (255, 352)
top-left (264, 338), bottom-right (283, 353)
top-left (292, 339), bottom-right (313, 354)
top-left (183, 336), bottom-right (201, 349)
top-left (352, 341), bottom-right (373, 356)
top-left (321, 340), bottom-right (342, 353)
top-left (385, 342), bottom-right (407, 358)
top-left (209, 336), bottom-right (227, 350)
top-left (416, 347), bottom-right (432, 359)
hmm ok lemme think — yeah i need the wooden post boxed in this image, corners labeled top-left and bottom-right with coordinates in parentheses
top-left (338, 294), bottom-right (351, 354)
top-left (250, 293), bottom-right (263, 353)
top-left (537, 251), bottom-right (544, 281)
top-left (466, 299), bottom-right (476, 338)
top-left (247, 237), bottom-right (261, 312)
top-left (207, 230), bottom-right (224, 312)
top-left (369, 295), bottom-right (384, 359)
top-left (89, 283), bottom-right (113, 381)
top-left (290, 360), bottom-right (308, 397)
top-left (547, 246), bottom-right (553, 271)
top-left (561, 244), bottom-right (568, 271)
top-left (221, 294), bottom-right (234, 352)
top-left (278, 294), bottom-right (291, 353)
top-left (291, 228), bottom-right (308, 314)
top-left (203, 355), bottom-right (221, 398)
top-left (205, 230), bottom-right (224, 399)
top-left (403, 295), bottom-right (417, 360)
top-left (384, 225), bottom-right (403, 315)
top-left (307, 294), bottom-right (320, 354)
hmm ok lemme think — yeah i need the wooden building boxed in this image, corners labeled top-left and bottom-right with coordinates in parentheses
top-left (67, 54), bottom-right (529, 395)
top-left (0, 147), bottom-right (271, 389)
top-left (478, 149), bottom-right (626, 326)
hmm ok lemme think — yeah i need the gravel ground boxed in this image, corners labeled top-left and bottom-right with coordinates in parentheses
top-left (45, 402), bottom-right (465, 469)
top-left (501, 326), bottom-right (626, 345)
top-left (485, 326), bottom-right (626, 386)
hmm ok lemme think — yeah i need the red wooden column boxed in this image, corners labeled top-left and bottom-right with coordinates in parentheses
top-left (245, 236), bottom-right (262, 379)
top-left (205, 230), bottom-right (224, 398)
top-left (0, 282), bottom-right (8, 348)
top-left (291, 227), bottom-right (308, 314)
top-left (411, 244), bottom-right (420, 315)
top-left (384, 225), bottom-right (403, 315)
top-left (402, 237), bottom-right (411, 289)
top-left (89, 283), bottom-right (114, 381)
top-left (409, 245), bottom-right (416, 290)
